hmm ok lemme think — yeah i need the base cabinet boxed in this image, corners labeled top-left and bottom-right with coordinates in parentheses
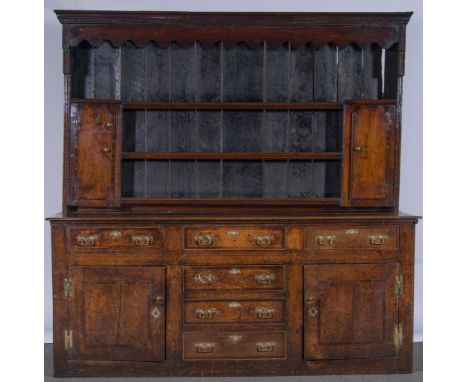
top-left (50, 217), bottom-right (416, 377)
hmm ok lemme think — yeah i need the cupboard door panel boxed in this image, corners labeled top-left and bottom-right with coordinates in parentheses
top-left (341, 101), bottom-right (396, 207)
top-left (70, 266), bottom-right (165, 362)
top-left (304, 264), bottom-right (399, 360)
top-left (69, 102), bottom-right (121, 206)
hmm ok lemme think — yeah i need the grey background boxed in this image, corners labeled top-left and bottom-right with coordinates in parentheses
top-left (44, 0), bottom-right (423, 343)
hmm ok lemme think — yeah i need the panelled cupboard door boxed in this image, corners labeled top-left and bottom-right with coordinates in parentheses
top-left (304, 264), bottom-right (399, 360)
top-left (69, 266), bottom-right (165, 361)
top-left (341, 101), bottom-right (396, 207)
top-left (68, 102), bottom-right (121, 206)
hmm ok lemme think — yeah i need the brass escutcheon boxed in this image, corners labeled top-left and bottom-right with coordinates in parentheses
top-left (151, 307), bottom-right (161, 320)
top-left (228, 335), bottom-right (243, 343)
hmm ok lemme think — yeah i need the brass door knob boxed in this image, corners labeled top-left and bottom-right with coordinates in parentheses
top-left (102, 146), bottom-right (112, 153)
top-left (104, 122), bottom-right (114, 129)
top-left (353, 146), bottom-right (362, 152)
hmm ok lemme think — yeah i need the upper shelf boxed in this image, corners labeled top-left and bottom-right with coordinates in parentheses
top-left (121, 102), bottom-right (343, 110)
top-left (56, 11), bottom-right (411, 49)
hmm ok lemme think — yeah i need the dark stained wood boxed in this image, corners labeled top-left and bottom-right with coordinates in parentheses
top-left (121, 102), bottom-right (344, 110)
top-left (122, 152), bottom-right (342, 160)
top-left (51, 11), bottom-right (417, 378)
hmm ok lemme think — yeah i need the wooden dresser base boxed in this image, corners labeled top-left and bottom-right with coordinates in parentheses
top-left (50, 214), bottom-right (416, 377)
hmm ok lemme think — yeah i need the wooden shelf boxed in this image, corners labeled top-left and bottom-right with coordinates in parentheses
top-left (122, 102), bottom-right (343, 110)
top-left (121, 152), bottom-right (343, 160)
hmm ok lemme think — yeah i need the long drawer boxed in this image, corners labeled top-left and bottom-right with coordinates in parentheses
top-left (305, 225), bottom-right (399, 250)
top-left (183, 331), bottom-right (286, 360)
top-left (184, 299), bottom-right (285, 324)
top-left (184, 266), bottom-right (285, 291)
top-left (68, 226), bottom-right (164, 250)
top-left (185, 227), bottom-right (284, 249)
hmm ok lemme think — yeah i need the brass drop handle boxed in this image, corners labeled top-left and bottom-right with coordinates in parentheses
top-left (132, 235), bottom-right (154, 246)
top-left (194, 273), bottom-right (218, 284)
top-left (252, 235), bottom-right (275, 246)
top-left (101, 146), bottom-right (112, 153)
top-left (195, 308), bottom-right (218, 319)
top-left (195, 343), bottom-right (215, 353)
top-left (194, 234), bottom-right (217, 246)
top-left (353, 146), bottom-right (362, 152)
top-left (256, 341), bottom-right (276, 352)
top-left (369, 234), bottom-right (388, 245)
top-left (254, 273), bottom-right (276, 285)
top-left (76, 234), bottom-right (99, 246)
top-left (254, 307), bottom-right (275, 319)
top-left (306, 297), bottom-right (318, 318)
top-left (316, 235), bottom-right (336, 246)
top-left (151, 307), bottom-right (161, 320)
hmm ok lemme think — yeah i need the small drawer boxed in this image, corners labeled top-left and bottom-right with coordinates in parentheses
top-left (184, 266), bottom-right (285, 292)
top-left (185, 227), bottom-right (284, 250)
top-left (184, 299), bottom-right (285, 324)
top-left (68, 226), bottom-right (163, 250)
top-left (305, 225), bottom-right (399, 250)
top-left (183, 331), bottom-right (285, 360)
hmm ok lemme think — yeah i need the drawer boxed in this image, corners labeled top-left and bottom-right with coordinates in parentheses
top-left (184, 299), bottom-right (285, 324)
top-left (68, 226), bottom-right (163, 250)
top-left (183, 331), bottom-right (285, 359)
top-left (185, 227), bottom-right (284, 249)
top-left (305, 225), bottom-right (399, 250)
top-left (184, 266), bottom-right (285, 291)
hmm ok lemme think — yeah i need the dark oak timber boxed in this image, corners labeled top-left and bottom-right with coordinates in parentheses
top-left (49, 10), bottom-right (418, 378)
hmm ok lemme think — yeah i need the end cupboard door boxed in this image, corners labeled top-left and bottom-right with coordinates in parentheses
top-left (69, 266), bottom-right (165, 361)
top-left (304, 264), bottom-right (399, 360)
top-left (341, 101), bottom-right (396, 207)
top-left (68, 102), bottom-right (121, 207)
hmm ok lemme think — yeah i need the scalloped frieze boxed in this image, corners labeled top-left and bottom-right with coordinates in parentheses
top-left (66, 25), bottom-right (399, 50)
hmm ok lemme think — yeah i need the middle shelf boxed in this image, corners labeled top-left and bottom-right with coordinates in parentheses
top-left (121, 152), bottom-right (342, 160)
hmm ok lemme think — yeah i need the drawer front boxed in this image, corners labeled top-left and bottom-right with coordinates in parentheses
top-left (185, 227), bottom-right (284, 249)
top-left (68, 226), bottom-right (163, 250)
top-left (305, 225), bottom-right (399, 250)
top-left (183, 331), bottom-right (285, 359)
top-left (184, 299), bottom-right (285, 324)
top-left (184, 266), bottom-right (285, 292)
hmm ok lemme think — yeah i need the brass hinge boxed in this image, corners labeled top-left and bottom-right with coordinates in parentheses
top-left (64, 330), bottom-right (73, 350)
top-left (393, 324), bottom-right (403, 349)
top-left (64, 278), bottom-right (73, 298)
top-left (395, 274), bottom-right (403, 298)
